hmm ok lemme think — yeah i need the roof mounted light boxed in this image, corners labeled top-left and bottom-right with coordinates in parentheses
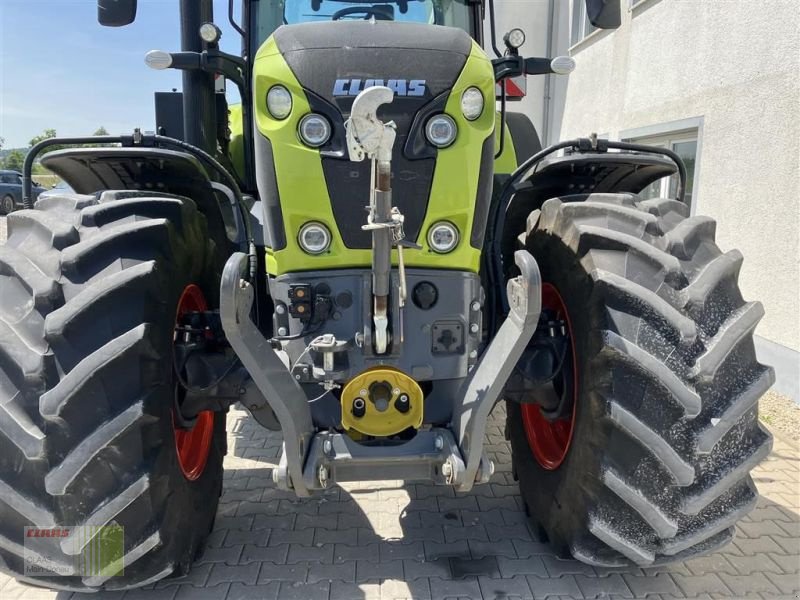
top-left (145, 50), bottom-right (173, 70)
top-left (199, 22), bottom-right (222, 44)
top-left (503, 28), bottom-right (526, 50)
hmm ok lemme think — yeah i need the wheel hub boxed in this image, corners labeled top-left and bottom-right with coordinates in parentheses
top-left (520, 283), bottom-right (578, 470)
top-left (173, 284), bottom-right (215, 481)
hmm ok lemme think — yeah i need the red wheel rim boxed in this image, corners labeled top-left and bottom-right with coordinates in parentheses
top-left (520, 283), bottom-right (578, 470)
top-left (173, 284), bottom-right (215, 481)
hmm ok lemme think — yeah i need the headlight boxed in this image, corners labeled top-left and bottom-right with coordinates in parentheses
top-left (427, 221), bottom-right (459, 253)
top-left (266, 85), bottom-right (292, 120)
top-left (425, 115), bottom-right (457, 148)
top-left (460, 87), bottom-right (484, 121)
top-left (298, 222), bottom-right (331, 254)
top-left (298, 114), bottom-right (332, 147)
top-left (504, 28), bottom-right (526, 50)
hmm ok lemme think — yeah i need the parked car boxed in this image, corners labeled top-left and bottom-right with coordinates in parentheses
top-left (0, 170), bottom-right (47, 214)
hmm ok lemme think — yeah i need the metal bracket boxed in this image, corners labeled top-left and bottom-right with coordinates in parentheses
top-left (451, 250), bottom-right (542, 492)
top-left (219, 252), bottom-right (314, 496)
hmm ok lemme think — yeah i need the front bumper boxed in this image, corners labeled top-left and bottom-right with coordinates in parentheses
top-left (220, 250), bottom-right (541, 495)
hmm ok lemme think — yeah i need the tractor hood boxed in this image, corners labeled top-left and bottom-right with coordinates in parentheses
top-left (252, 21), bottom-right (496, 274)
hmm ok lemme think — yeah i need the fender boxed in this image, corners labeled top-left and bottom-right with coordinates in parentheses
top-left (42, 146), bottom-right (254, 252)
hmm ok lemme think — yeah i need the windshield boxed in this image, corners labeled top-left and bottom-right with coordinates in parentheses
top-left (251, 0), bottom-right (473, 50)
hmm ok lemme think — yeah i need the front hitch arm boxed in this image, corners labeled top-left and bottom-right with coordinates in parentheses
top-left (452, 250), bottom-right (542, 492)
top-left (219, 252), bottom-right (315, 496)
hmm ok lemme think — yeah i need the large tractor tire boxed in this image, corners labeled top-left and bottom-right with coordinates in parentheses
top-left (507, 193), bottom-right (773, 566)
top-left (0, 192), bottom-right (226, 591)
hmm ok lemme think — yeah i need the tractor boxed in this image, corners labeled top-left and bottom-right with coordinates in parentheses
top-left (0, 0), bottom-right (773, 590)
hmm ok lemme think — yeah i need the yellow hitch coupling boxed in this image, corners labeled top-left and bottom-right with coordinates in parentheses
top-left (341, 368), bottom-right (423, 437)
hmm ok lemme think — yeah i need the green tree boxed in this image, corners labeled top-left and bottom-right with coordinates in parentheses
top-left (0, 136), bottom-right (5, 151)
top-left (3, 150), bottom-right (25, 171)
top-left (93, 126), bottom-right (109, 136)
top-left (29, 128), bottom-right (64, 155)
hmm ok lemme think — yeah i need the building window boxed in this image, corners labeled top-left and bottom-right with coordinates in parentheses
top-left (623, 130), bottom-right (699, 208)
top-left (570, 0), bottom-right (597, 46)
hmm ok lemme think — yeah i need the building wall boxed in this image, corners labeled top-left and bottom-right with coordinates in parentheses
top-left (556, 1), bottom-right (800, 373)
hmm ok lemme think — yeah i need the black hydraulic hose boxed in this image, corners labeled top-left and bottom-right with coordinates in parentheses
top-left (494, 79), bottom-right (507, 160)
top-left (486, 138), bottom-right (688, 332)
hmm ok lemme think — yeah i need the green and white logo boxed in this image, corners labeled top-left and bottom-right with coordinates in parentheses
top-left (23, 523), bottom-right (125, 579)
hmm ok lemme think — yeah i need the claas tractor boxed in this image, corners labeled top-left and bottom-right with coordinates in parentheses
top-left (0, 0), bottom-right (773, 590)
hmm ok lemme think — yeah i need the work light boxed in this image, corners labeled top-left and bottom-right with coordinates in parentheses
top-left (504, 28), bottom-right (526, 50)
top-left (199, 22), bottom-right (221, 44)
top-left (427, 221), bottom-right (459, 253)
top-left (460, 87), bottom-right (484, 121)
top-left (298, 222), bottom-right (332, 254)
top-left (266, 86), bottom-right (292, 120)
top-left (425, 115), bottom-right (457, 148)
top-left (298, 114), bottom-right (332, 147)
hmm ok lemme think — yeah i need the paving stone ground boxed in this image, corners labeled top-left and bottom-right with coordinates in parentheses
top-left (2, 401), bottom-right (798, 600)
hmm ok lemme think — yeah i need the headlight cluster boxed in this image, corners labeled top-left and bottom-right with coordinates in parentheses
top-left (427, 221), bottom-right (459, 253)
top-left (424, 86), bottom-right (484, 149)
top-left (298, 114), bottom-right (332, 147)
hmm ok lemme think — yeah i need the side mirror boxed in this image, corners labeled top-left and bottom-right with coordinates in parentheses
top-left (585, 0), bottom-right (621, 29)
top-left (98, 0), bottom-right (138, 27)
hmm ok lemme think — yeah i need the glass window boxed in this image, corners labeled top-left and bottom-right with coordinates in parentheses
top-left (571, 0), bottom-right (596, 46)
top-left (252, 0), bottom-right (472, 50)
top-left (623, 130), bottom-right (699, 208)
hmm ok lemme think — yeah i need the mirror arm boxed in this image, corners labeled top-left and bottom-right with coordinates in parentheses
top-left (492, 56), bottom-right (524, 81)
top-left (523, 57), bottom-right (554, 76)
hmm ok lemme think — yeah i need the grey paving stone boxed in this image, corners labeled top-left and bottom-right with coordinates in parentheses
top-left (469, 539), bottom-right (518, 560)
top-left (497, 557), bottom-right (548, 578)
top-left (207, 563), bottom-right (260, 587)
top-left (195, 545), bottom-right (244, 565)
top-left (765, 572), bottom-right (800, 595)
top-left (257, 561), bottom-right (309, 583)
top-left (276, 580), bottom-right (330, 600)
top-left (335, 542), bottom-right (380, 563)
top-left (223, 529), bottom-right (268, 547)
top-left (307, 560), bottom-right (357, 583)
top-left (429, 576), bottom-right (482, 599)
top-left (542, 556), bottom-right (596, 577)
top-left (479, 574), bottom-right (533, 599)
top-left (226, 582), bottom-right (280, 600)
top-left (622, 573), bottom-right (680, 597)
top-left (330, 581), bottom-right (381, 600)
top-left (671, 572), bottom-right (733, 597)
top-left (266, 528), bottom-right (314, 546)
top-left (356, 560), bottom-right (404, 582)
top-left (403, 558), bottom-right (452, 579)
top-left (238, 543), bottom-right (289, 564)
top-left (381, 578), bottom-right (432, 600)
top-left (574, 573), bottom-right (633, 599)
top-left (286, 542), bottom-right (335, 564)
top-left (174, 584), bottom-right (229, 600)
top-left (720, 572), bottom-right (781, 596)
top-left (526, 574), bottom-right (584, 599)
top-left (378, 540), bottom-right (425, 562)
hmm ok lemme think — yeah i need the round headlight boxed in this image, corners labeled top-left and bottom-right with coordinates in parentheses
top-left (427, 221), bottom-right (459, 253)
top-left (298, 222), bottom-right (331, 255)
top-left (425, 115), bottom-right (457, 149)
top-left (298, 114), bottom-right (332, 148)
top-left (266, 85), bottom-right (292, 120)
top-left (460, 87), bottom-right (484, 121)
top-left (504, 28), bottom-right (526, 50)
top-left (199, 22), bottom-right (222, 44)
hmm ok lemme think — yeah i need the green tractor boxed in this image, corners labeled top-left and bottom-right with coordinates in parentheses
top-left (1, 0), bottom-right (772, 590)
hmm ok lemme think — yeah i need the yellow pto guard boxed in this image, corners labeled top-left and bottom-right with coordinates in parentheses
top-left (341, 368), bottom-right (424, 437)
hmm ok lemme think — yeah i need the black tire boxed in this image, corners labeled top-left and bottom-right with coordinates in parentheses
top-left (0, 191), bottom-right (226, 591)
top-left (507, 193), bottom-right (773, 567)
top-left (1, 195), bottom-right (15, 215)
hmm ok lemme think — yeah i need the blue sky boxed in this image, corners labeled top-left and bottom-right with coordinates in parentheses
top-left (0, 0), bottom-right (242, 148)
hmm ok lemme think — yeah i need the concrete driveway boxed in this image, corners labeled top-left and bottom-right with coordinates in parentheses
top-left (0, 215), bottom-right (798, 599)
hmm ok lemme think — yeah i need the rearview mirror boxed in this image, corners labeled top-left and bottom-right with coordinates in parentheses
top-left (98, 0), bottom-right (138, 27)
top-left (585, 0), bottom-right (621, 29)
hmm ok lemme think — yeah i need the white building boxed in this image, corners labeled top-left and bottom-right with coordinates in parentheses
top-left (492, 0), bottom-right (799, 400)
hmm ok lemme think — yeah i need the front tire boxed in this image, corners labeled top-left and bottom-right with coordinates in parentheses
top-left (0, 191), bottom-right (225, 590)
top-left (507, 193), bottom-right (773, 566)
top-left (1, 195), bottom-right (15, 215)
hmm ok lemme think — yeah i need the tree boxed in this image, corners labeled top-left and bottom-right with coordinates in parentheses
top-left (3, 150), bottom-right (25, 172)
top-left (93, 126), bottom-right (109, 136)
top-left (29, 128), bottom-right (64, 155)
top-left (0, 136), bottom-right (5, 151)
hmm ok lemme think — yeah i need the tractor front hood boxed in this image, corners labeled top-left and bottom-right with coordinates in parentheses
top-left (252, 22), bottom-right (495, 275)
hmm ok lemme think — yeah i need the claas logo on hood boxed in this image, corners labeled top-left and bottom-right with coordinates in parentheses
top-left (333, 78), bottom-right (426, 97)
